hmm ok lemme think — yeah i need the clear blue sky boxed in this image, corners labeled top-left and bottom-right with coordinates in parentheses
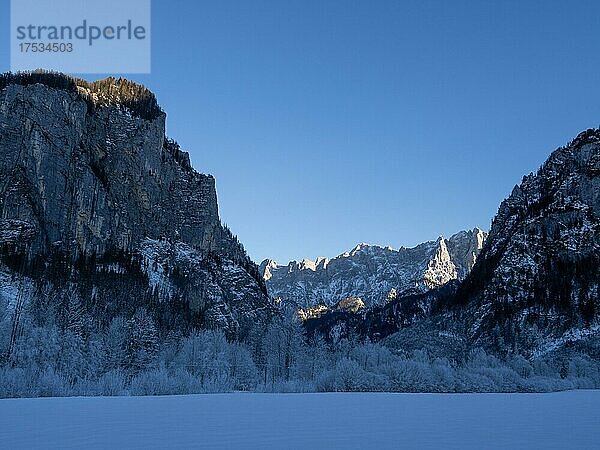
top-left (2, 1), bottom-right (600, 263)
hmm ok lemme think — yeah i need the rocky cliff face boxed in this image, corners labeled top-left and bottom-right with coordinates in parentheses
top-left (0, 73), bottom-right (270, 338)
top-left (303, 130), bottom-right (600, 357)
top-left (261, 228), bottom-right (486, 307)
top-left (448, 129), bottom-right (600, 354)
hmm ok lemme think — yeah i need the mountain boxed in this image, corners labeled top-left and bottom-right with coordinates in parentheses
top-left (1, 72), bottom-right (599, 396)
top-left (304, 129), bottom-right (600, 357)
top-left (261, 228), bottom-right (486, 308)
top-left (0, 72), bottom-right (271, 344)
top-left (446, 128), bottom-right (600, 354)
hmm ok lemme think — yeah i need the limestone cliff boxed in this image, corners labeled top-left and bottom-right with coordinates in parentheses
top-left (0, 72), bottom-right (270, 338)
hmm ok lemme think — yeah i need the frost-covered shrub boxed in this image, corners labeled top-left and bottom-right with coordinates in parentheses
top-left (316, 358), bottom-right (388, 392)
top-left (0, 367), bottom-right (29, 398)
top-left (130, 367), bottom-right (184, 396)
top-left (95, 370), bottom-right (128, 396)
top-left (568, 355), bottom-right (600, 380)
top-left (129, 367), bottom-right (204, 396)
top-left (228, 343), bottom-right (259, 390)
top-left (2, 302), bottom-right (600, 397)
top-left (508, 354), bottom-right (533, 378)
top-left (36, 368), bottom-right (71, 397)
top-left (173, 331), bottom-right (233, 391)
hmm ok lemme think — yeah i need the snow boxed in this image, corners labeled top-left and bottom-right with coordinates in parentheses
top-left (534, 325), bottom-right (600, 357)
top-left (139, 239), bottom-right (174, 298)
top-left (267, 229), bottom-right (486, 308)
top-left (0, 270), bottom-right (33, 310)
top-left (1, 391), bottom-right (598, 449)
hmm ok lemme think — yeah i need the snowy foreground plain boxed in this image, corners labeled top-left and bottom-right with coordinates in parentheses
top-left (1, 391), bottom-right (599, 449)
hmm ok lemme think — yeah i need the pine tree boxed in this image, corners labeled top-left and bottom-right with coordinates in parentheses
top-left (123, 308), bottom-right (159, 375)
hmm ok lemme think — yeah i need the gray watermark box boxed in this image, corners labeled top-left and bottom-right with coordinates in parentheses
top-left (11, 0), bottom-right (151, 74)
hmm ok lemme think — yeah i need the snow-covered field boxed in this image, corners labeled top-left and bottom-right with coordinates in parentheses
top-left (1, 391), bottom-right (598, 449)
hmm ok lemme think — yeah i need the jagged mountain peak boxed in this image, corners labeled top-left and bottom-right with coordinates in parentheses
top-left (263, 228), bottom-right (487, 307)
top-left (315, 256), bottom-right (330, 268)
top-left (299, 129), bottom-right (600, 357)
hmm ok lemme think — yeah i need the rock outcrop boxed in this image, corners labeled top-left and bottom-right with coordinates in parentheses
top-left (0, 72), bottom-right (270, 338)
top-left (303, 129), bottom-right (600, 357)
top-left (450, 129), bottom-right (600, 353)
top-left (262, 228), bottom-right (486, 307)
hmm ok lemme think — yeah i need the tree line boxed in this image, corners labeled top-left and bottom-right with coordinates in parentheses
top-left (0, 70), bottom-right (162, 121)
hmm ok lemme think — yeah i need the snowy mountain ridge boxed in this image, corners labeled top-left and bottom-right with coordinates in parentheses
top-left (261, 227), bottom-right (487, 307)
top-left (303, 128), bottom-right (600, 357)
